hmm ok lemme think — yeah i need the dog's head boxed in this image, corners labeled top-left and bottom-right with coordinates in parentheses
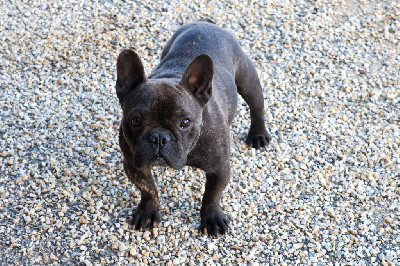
top-left (116, 49), bottom-right (213, 170)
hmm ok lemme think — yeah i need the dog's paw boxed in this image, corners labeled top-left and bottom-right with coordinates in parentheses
top-left (200, 204), bottom-right (230, 237)
top-left (130, 206), bottom-right (160, 231)
top-left (246, 133), bottom-right (272, 149)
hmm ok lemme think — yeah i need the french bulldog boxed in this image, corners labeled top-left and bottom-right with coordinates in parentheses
top-left (115, 19), bottom-right (271, 237)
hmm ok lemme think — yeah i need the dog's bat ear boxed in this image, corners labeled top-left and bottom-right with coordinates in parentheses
top-left (116, 49), bottom-right (146, 103)
top-left (180, 54), bottom-right (214, 106)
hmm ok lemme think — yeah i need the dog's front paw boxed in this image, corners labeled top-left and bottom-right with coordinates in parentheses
top-left (246, 121), bottom-right (272, 149)
top-left (246, 133), bottom-right (272, 149)
top-left (200, 204), bottom-right (230, 237)
top-left (130, 202), bottom-right (160, 231)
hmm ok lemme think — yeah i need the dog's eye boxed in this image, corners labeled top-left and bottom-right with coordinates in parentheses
top-left (131, 117), bottom-right (141, 127)
top-left (180, 118), bottom-right (191, 129)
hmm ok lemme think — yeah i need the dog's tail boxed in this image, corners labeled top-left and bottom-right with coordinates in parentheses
top-left (197, 18), bottom-right (216, 24)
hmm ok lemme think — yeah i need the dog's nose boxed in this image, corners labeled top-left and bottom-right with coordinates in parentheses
top-left (148, 130), bottom-right (171, 146)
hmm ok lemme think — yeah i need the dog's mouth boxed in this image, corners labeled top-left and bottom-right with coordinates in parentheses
top-left (133, 143), bottom-right (186, 170)
top-left (149, 155), bottom-right (168, 166)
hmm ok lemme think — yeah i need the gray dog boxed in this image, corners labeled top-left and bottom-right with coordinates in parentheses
top-left (116, 19), bottom-right (271, 237)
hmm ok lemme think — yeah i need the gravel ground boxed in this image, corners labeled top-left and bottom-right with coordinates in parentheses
top-left (1, 0), bottom-right (399, 264)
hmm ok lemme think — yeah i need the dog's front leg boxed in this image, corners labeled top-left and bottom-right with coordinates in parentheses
top-left (200, 164), bottom-right (230, 237)
top-left (123, 160), bottom-right (160, 230)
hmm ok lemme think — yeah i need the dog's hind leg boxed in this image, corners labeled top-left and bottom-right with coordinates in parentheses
top-left (235, 53), bottom-right (272, 149)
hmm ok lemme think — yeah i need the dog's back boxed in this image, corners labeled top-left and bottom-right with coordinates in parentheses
top-left (150, 20), bottom-right (244, 79)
